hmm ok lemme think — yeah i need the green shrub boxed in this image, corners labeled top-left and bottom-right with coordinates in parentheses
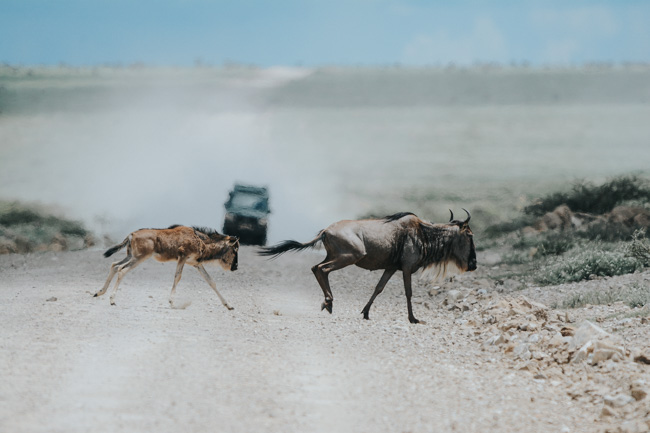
top-left (0, 200), bottom-right (90, 253)
top-left (501, 250), bottom-right (532, 265)
top-left (560, 283), bottom-right (650, 309)
top-left (561, 291), bottom-right (619, 309)
top-left (512, 232), bottom-right (575, 257)
top-left (577, 220), bottom-right (638, 242)
top-left (625, 228), bottom-right (650, 266)
top-left (536, 233), bottom-right (575, 256)
top-left (535, 249), bottom-right (643, 285)
top-left (524, 175), bottom-right (650, 217)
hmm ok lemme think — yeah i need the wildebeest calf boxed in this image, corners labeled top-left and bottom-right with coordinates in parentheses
top-left (259, 211), bottom-right (476, 323)
top-left (95, 225), bottom-right (239, 309)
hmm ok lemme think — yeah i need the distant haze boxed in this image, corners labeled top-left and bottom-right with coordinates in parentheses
top-left (1, 65), bottom-right (650, 242)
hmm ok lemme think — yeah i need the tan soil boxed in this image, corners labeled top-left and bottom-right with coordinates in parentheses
top-left (1, 247), bottom-right (649, 433)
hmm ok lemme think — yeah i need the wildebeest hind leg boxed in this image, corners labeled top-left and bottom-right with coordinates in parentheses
top-left (109, 257), bottom-right (145, 306)
top-left (168, 257), bottom-right (187, 308)
top-left (361, 269), bottom-right (396, 320)
top-left (312, 254), bottom-right (361, 314)
top-left (95, 255), bottom-right (131, 297)
top-left (195, 264), bottom-right (234, 310)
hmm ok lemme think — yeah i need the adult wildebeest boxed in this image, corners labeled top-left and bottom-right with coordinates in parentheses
top-left (95, 225), bottom-right (239, 309)
top-left (259, 210), bottom-right (476, 323)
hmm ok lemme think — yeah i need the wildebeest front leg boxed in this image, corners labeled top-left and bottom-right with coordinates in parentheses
top-left (403, 271), bottom-right (424, 324)
top-left (361, 268), bottom-right (396, 320)
top-left (195, 264), bottom-right (234, 310)
top-left (168, 257), bottom-right (187, 308)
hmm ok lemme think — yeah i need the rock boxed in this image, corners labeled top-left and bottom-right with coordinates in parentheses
top-left (519, 322), bottom-right (539, 332)
top-left (519, 296), bottom-right (548, 311)
top-left (528, 333), bottom-right (541, 344)
top-left (600, 405), bottom-right (617, 418)
top-left (572, 337), bottom-right (625, 365)
top-left (0, 237), bottom-right (17, 254)
top-left (513, 343), bottom-right (532, 360)
top-left (572, 341), bottom-right (593, 364)
top-left (50, 234), bottom-right (67, 252)
top-left (634, 352), bottom-right (650, 365)
top-left (618, 420), bottom-right (649, 433)
top-left (485, 333), bottom-right (507, 346)
top-left (498, 320), bottom-right (519, 332)
top-left (608, 205), bottom-right (650, 227)
top-left (560, 326), bottom-right (575, 337)
top-left (46, 297), bottom-right (57, 302)
top-left (569, 321), bottom-right (617, 352)
top-left (474, 279), bottom-right (493, 289)
top-left (548, 332), bottom-right (569, 348)
top-left (534, 205), bottom-right (574, 231)
top-left (630, 386), bottom-right (647, 402)
top-left (482, 314), bottom-right (497, 325)
top-left (445, 290), bottom-right (463, 303)
top-left (603, 393), bottom-right (635, 408)
top-left (532, 351), bottom-right (546, 361)
top-left (591, 348), bottom-right (622, 365)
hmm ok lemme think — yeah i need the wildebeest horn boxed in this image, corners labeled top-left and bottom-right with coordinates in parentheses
top-left (462, 208), bottom-right (471, 224)
top-left (448, 209), bottom-right (454, 222)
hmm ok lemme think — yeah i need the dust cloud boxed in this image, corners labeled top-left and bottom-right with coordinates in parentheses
top-left (1, 66), bottom-right (650, 242)
top-left (0, 67), bottom-right (337, 243)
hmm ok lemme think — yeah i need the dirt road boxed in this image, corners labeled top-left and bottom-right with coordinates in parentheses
top-left (0, 247), bottom-right (609, 432)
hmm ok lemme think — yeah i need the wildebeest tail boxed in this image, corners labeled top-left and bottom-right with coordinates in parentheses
top-left (258, 232), bottom-right (323, 258)
top-left (103, 237), bottom-right (129, 258)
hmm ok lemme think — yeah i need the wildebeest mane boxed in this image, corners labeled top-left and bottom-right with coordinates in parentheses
top-left (383, 212), bottom-right (416, 222)
top-left (136, 224), bottom-right (183, 231)
top-left (191, 226), bottom-right (227, 241)
top-left (414, 222), bottom-right (456, 269)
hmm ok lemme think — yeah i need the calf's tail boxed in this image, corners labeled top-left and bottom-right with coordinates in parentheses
top-left (258, 232), bottom-right (324, 258)
top-left (103, 237), bottom-right (130, 258)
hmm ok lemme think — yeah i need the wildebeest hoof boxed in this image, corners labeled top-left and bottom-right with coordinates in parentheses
top-left (93, 293), bottom-right (98, 297)
top-left (226, 305), bottom-right (234, 310)
top-left (321, 301), bottom-right (332, 314)
top-left (409, 317), bottom-right (425, 325)
top-left (110, 301), bottom-right (116, 306)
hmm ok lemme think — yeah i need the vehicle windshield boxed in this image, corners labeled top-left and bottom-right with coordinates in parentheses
top-left (230, 193), bottom-right (267, 212)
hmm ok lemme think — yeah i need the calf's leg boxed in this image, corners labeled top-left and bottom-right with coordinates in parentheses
top-left (195, 264), bottom-right (234, 310)
top-left (95, 255), bottom-right (131, 297)
top-left (109, 256), bottom-right (146, 306)
top-left (168, 257), bottom-right (187, 308)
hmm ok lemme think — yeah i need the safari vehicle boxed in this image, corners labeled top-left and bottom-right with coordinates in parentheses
top-left (222, 183), bottom-right (270, 245)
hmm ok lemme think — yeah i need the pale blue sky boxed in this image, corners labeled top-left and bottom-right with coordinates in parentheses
top-left (1, 0), bottom-right (649, 66)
